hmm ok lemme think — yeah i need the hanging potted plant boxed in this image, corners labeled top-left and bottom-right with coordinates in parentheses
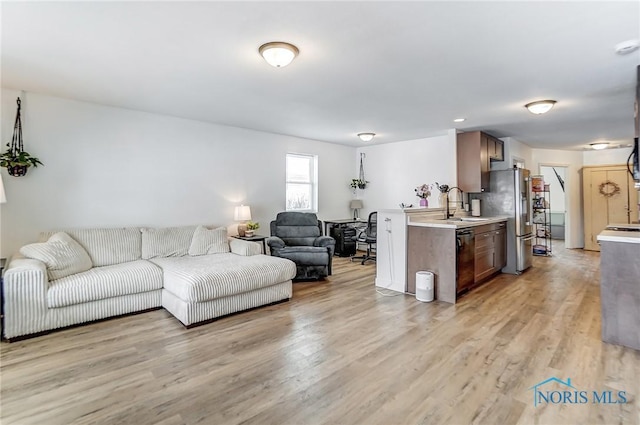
top-left (0, 149), bottom-right (43, 177)
top-left (1, 98), bottom-right (43, 177)
top-left (350, 178), bottom-right (368, 190)
top-left (349, 153), bottom-right (369, 192)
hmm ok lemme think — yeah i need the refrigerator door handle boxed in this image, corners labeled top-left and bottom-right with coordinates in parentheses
top-left (522, 235), bottom-right (535, 241)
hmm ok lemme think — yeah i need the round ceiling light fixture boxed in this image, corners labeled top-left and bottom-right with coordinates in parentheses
top-left (259, 42), bottom-right (299, 68)
top-left (590, 142), bottom-right (609, 150)
top-left (614, 39), bottom-right (640, 55)
top-left (453, 118), bottom-right (466, 123)
top-left (525, 100), bottom-right (557, 115)
top-left (358, 133), bottom-right (375, 142)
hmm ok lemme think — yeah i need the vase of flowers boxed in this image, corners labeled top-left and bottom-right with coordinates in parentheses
top-left (414, 184), bottom-right (432, 207)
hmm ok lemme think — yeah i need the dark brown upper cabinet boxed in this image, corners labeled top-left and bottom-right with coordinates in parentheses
top-left (457, 131), bottom-right (504, 192)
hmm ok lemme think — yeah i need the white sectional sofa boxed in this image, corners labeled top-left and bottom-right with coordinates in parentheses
top-left (2, 225), bottom-right (296, 340)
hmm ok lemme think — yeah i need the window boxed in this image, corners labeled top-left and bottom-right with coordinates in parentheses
top-left (286, 153), bottom-right (318, 212)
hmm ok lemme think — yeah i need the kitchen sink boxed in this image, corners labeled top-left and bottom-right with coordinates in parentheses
top-left (435, 217), bottom-right (490, 222)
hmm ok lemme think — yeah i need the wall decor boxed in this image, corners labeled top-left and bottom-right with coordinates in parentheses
top-left (0, 97), bottom-right (43, 177)
top-left (598, 180), bottom-right (621, 198)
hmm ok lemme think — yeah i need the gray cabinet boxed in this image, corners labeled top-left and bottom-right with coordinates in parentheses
top-left (473, 222), bottom-right (507, 283)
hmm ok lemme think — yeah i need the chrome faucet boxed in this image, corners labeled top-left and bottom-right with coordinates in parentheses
top-left (445, 186), bottom-right (464, 219)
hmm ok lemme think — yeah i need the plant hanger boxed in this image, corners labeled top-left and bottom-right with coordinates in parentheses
top-left (358, 153), bottom-right (367, 189)
top-left (11, 98), bottom-right (24, 156)
top-left (0, 97), bottom-right (43, 177)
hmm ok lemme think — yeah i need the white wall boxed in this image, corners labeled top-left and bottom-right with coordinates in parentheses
top-left (0, 90), bottom-right (355, 256)
top-left (583, 146), bottom-right (633, 166)
top-left (354, 130), bottom-right (458, 214)
top-left (531, 149), bottom-right (584, 248)
top-left (492, 137), bottom-right (534, 171)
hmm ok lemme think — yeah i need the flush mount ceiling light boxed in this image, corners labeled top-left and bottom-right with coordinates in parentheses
top-left (357, 133), bottom-right (375, 142)
top-left (525, 100), bottom-right (557, 115)
top-left (615, 39), bottom-right (640, 55)
top-left (453, 118), bottom-right (466, 123)
top-left (259, 42), bottom-right (299, 68)
top-left (590, 142), bottom-right (609, 150)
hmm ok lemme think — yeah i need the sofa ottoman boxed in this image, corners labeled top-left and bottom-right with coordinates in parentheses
top-left (152, 253), bottom-right (296, 326)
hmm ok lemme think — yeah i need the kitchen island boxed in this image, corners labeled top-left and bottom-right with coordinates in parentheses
top-left (407, 215), bottom-right (508, 303)
top-left (597, 226), bottom-right (640, 350)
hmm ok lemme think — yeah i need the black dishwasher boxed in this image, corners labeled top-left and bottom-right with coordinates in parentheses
top-left (456, 229), bottom-right (475, 295)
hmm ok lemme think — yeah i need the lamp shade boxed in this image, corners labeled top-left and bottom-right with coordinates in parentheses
top-left (234, 205), bottom-right (252, 221)
top-left (350, 200), bottom-right (363, 209)
top-left (0, 174), bottom-right (6, 204)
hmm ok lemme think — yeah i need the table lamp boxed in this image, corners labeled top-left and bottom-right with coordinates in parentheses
top-left (234, 205), bottom-right (252, 236)
top-left (350, 199), bottom-right (363, 220)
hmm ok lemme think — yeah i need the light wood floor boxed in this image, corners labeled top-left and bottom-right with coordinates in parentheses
top-left (1, 246), bottom-right (639, 425)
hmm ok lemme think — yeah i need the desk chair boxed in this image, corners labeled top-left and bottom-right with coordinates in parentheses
top-left (351, 212), bottom-right (377, 265)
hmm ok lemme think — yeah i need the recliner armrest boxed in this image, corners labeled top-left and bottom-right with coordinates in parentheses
top-left (266, 236), bottom-right (285, 249)
top-left (314, 236), bottom-right (335, 257)
top-left (313, 236), bottom-right (335, 248)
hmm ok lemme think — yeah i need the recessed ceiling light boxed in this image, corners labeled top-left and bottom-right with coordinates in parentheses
top-left (525, 100), bottom-right (557, 114)
top-left (358, 133), bottom-right (375, 142)
top-left (453, 118), bottom-right (466, 123)
top-left (590, 142), bottom-right (609, 150)
top-left (614, 39), bottom-right (640, 55)
top-left (259, 42), bottom-right (299, 68)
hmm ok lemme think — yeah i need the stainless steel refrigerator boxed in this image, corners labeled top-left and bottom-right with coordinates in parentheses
top-left (474, 168), bottom-right (533, 274)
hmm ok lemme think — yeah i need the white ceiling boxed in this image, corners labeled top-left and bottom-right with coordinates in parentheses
top-left (2, 1), bottom-right (639, 149)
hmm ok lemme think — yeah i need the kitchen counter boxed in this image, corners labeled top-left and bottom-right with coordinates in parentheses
top-left (408, 216), bottom-right (509, 229)
top-left (406, 218), bottom-right (508, 303)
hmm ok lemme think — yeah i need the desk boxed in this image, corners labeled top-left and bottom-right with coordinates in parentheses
top-left (232, 235), bottom-right (267, 254)
top-left (323, 218), bottom-right (367, 236)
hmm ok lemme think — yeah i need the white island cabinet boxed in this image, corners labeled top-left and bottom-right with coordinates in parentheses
top-left (375, 209), bottom-right (410, 293)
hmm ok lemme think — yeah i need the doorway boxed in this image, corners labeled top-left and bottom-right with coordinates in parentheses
top-left (539, 165), bottom-right (567, 242)
top-left (582, 164), bottom-right (639, 251)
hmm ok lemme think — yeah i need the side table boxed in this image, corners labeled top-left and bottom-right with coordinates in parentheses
top-left (233, 235), bottom-right (267, 254)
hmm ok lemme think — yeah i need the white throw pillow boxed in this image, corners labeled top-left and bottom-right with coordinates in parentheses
top-left (188, 226), bottom-right (230, 256)
top-left (20, 232), bottom-right (93, 281)
top-left (141, 226), bottom-right (197, 259)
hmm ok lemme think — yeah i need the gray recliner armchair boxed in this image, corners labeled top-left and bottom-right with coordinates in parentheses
top-left (267, 212), bottom-right (336, 280)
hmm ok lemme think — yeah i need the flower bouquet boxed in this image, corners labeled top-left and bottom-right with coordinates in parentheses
top-left (415, 184), bottom-right (432, 207)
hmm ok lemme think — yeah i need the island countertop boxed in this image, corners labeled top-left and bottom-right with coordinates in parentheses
top-left (597, 224), bottom-right (640, 244)
top-left (597, 230), bottom-right (640, 244)
top-left (408, 216), bottom-right (509, 229)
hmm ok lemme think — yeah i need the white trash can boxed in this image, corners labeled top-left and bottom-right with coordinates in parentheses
top-left (415, 271), bottom-right (434, 302)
